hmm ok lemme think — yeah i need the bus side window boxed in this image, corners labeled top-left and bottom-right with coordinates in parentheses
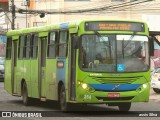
top-left (6, 37), bottom-right (12, 59)
top-left (58, 30), bottom-right (68, 57)
top-left (30, 34), bottom-right (38, 59)
top-left (18, 35), bottom-right (25, 59)
top-left (48, 31), bottom-right (57, 58)
top-left (25, 35), bottom-right (31, 59)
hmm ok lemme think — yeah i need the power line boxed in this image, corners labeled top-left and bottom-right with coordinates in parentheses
top-left (15, 0), bottom-right (154, 15)
top-left (0, 0), bottom-right (156, 30)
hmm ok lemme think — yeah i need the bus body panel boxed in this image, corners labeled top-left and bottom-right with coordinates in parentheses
top-left (16, 60), bottom-right (24, 96)
top-left (4, 60), bottom-right (12, 94)
top-left (30, 59), bottom-right (39, 98)
top-left (46, 59), bottom-right (57, 100)
top-left (57, 58), bottom-right (67, 87)
top-left (4, 19), bottom-right (151, 110)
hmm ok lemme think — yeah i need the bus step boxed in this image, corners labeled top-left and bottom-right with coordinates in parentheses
top-left (40, 97), bottom-right (46, 101)
top-left (12, 93), bottom-right (18, 96)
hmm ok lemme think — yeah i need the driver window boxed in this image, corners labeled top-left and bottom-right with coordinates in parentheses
top-left (95, 36), bottom-right (114, 64)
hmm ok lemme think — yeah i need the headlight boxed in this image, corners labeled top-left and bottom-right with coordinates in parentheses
top-left (82, 83), bottom-right (88, 89)
top-left (142, 83), bottom-right (147, 89)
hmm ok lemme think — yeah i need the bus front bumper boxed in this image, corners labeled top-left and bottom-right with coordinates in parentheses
top-left (76, 83), bottom-right (150, 103)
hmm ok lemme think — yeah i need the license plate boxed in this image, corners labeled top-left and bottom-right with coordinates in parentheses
top-left (108, 93), bottom-right (120, 98)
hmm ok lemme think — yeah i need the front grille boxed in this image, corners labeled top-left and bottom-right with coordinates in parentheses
top-left (91, 76), bottom-right (142, 84)
top-left (94, 89), bottom-right (135, 92)
top-left (96, 96), bottom-right (134, 101)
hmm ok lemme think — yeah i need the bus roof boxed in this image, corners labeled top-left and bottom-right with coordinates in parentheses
top-left (7, 19), bottom-right (147, 36)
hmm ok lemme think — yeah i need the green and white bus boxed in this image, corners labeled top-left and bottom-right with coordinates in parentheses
top-left (4, 19), bottom-right (154, 111)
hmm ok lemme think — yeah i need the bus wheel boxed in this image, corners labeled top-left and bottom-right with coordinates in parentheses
top-left (59, 85), bottom-right (69, 111)
top-left (118, 103), bottom-right (131, 111)
top-left (22, 82), bottom-right (31, 106)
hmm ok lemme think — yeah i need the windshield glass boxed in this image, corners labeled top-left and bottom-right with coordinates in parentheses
top-left (79, 34), bottom-right (149, 72)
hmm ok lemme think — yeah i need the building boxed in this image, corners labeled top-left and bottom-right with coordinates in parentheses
top-left (11, 0), bottom-right (160, 28)
top-left (1, 0), bottom-right (160, 69)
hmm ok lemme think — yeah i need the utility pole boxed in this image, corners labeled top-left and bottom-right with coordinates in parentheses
top-left (11, 0), bottom-right (15, 30)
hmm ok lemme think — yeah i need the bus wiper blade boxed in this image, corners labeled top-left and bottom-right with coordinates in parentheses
top-left (94, 31), bottom-right (111, 48)
top-left (123, 31), bottom-right (137, 49)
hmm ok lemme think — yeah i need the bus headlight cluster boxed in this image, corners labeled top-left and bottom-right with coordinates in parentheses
top-left (78, 81), bottom-right (95, 92)
top-left (78, 81), bottom-right (89, 90)
top-left (142, 83), bottom-right (147, 89)
top-left (82, 83), bottom-right (88, 89)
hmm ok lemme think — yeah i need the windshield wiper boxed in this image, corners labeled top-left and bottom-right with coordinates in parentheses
top-left (120, 32), bottom-right (137, 58)
top-left (94, 31), bottom-right (111, 48)
top-left (123, 31), bottom-right (137, 49)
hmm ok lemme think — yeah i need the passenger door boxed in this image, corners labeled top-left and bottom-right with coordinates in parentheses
top-left (39, 37), bottom-right (47, 98)
top-left (69, 34), bottom-right (77, 100)
top-left (12, 40), bottom-right (18, 94)
top-left (56, 30), bottom-right (68, 98)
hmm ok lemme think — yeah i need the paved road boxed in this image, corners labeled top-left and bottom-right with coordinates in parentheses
top-left (0, 82), bottom-right (160, 120)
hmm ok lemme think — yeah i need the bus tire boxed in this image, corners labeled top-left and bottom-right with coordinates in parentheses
top-left (59, 85), bottom-right (69, 111)
top-left (118, 103), bottom-right (131, 111)
top-left (22, 82), bottom-right (31, 106)
top-left (153, 88), bottom-right (160, 93)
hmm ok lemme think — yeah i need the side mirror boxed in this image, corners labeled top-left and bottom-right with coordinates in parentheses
top-left (71, 35), bottom-right (79, 49)
top-left (149, 37), bottom-right (154, 56)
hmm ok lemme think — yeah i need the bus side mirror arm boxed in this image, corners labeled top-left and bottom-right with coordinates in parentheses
top-left (71, 35), bottom-right (79, 49)
top-left (149, 37), bottom-right (154, 56)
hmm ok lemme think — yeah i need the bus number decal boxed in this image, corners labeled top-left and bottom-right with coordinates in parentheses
top-left (84, 94), bottom-right (91, 100)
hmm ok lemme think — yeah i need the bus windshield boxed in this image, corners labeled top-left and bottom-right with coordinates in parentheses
top-left (79, 34), bottom-right (149, 72)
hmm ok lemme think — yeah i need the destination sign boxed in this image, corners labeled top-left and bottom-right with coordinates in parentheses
top-left (85, 21), bottom-right (145, 32)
